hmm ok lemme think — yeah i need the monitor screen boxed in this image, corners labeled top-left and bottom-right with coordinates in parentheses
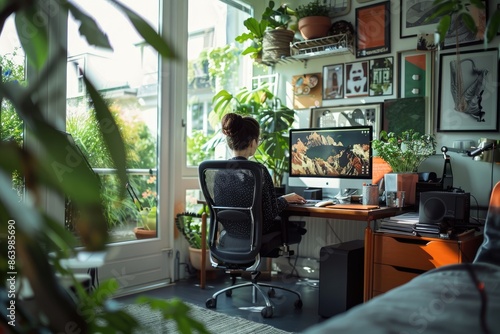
top-left (288, 126), bottom-right (373, 192)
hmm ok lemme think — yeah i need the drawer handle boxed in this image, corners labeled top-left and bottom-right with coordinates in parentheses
top-left (392, 266), bottom-right (426, 275)
top-left (393, 237), bottom-right (430, 246)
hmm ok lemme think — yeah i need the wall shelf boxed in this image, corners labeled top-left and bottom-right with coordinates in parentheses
top-left (290, 33), bottom-right (353, 60)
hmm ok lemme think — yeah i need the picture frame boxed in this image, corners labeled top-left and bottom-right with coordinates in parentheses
top-left (292, 73), bottom-right (323, 109)
top-left (322, 64), bottom-right (344, 100)
top-left (438, 48), bottom-right (499, 132)
top-left (345, 61), bottom-right (368, 98)
top-left (443, 1), bottom-right (487, 49)
top-left (397, 50), bottom-right (433, 98)
top-left (383, 97), bottom-right (428, 134)
top-left (355, 1), bottom-right (391, 58)
top-left (368, 56), bottom-right (394, 96)
top-left (400, 0), bottom-right (439, 38)
top-left (328, 0), bottom-right (351, 17)
top-left (309, 103), bottom-right (382, 139)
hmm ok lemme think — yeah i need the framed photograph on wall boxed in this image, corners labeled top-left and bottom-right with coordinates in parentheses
top-left (369, 56), bottom-right (394, 96)
top-left (438, 48), bottom-right (499, 132)
top-left (355, 1), bottom-right (391, 58)
top-left (398, 50), bottom-right (433, 98)
top-left (292, 73), bottom-right (323, 109)
top-left (443, 1), bottom-right (486, 49)
top-left (383, 97), bottom-right (428, 134)
top-left (345, 61), bottom-right (369, 97)
top-left (310, 103), bottom-right (382, 139)
top-left (323, 64), bottom-right (344, 100)
top-left (400, 0), bottom-right (439, 38)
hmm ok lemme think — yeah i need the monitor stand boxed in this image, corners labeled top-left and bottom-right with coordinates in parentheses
top-left (334, 188), bottom-right (359, 203)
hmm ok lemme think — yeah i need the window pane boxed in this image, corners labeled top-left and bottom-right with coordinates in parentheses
top-left (66, 0), bottom-right (160, 243)
top-left (186, 0), bottom-right (252, 167)
top-left (1, 17), bottom-right (25, 202)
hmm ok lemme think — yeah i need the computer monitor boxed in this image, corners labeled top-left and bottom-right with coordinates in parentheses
top-left (288, 125), bottom-right (373, 196)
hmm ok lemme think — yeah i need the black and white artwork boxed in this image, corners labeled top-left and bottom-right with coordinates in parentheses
top-left (443, 1), bottom-right (486, 48)
top-left (400, 0), bottom-right (439, 38)
top-left (369, 57), bottom-right (393, 96)
top-left (345, 61), bottom-right (368, 97)
top-left (438, 49), bottom-right (499, 132)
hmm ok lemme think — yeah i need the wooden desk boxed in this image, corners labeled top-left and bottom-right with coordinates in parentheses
top-left (283, 205), bottom-right (404, 301)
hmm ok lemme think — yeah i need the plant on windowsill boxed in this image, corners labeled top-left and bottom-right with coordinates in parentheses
top-left (127, 177), bottom-right (157, 239)
top-left (372, 130), bottom-right (437, 173)
top-left (294, 0), bottom-right (331, 40)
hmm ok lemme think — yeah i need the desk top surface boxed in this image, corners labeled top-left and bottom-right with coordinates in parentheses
top-left (285, 204), bottom-right (404, 221)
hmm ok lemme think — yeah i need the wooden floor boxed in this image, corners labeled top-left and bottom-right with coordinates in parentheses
top-left (115, 270), bottom-right (330, 333)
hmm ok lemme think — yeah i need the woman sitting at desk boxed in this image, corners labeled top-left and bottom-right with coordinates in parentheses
top-left (217, 113), bottom-right (306, 235)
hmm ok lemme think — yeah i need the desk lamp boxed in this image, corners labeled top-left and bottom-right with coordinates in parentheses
top-left (442, 138), bottom-right (500, 197)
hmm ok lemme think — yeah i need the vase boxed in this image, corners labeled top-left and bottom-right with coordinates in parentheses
top-left (133, 227), bottom-right (156, 239)
top-left (298, 16), bottom-right (332, 40)
top-left (384, 172), bottom-right (419, 206)
top-left (189, 246), bottom-right (215, 271)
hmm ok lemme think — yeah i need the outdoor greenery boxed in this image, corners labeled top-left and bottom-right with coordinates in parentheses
top-left (0, 1), bottom-right (203, 333)
top-left (372, 130), bottom-right (437, 173)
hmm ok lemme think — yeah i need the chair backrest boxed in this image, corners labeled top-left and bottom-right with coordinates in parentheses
top-left (198, 160), bottom-right (265, 269)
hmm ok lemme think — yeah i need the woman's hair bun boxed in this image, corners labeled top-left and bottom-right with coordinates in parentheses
top-left (221, 113), bottom-right (243, 137)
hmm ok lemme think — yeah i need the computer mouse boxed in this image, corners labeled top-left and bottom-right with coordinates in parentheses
top-left (314, 200), bottom-right (335, 207)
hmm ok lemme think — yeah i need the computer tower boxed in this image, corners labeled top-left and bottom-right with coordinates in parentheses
top-left (318, 239), bottom-right (364, 318)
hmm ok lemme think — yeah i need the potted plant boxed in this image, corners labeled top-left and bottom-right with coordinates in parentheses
top-left (372, 129), bottom-right (436, 205)
top-left (127, 177), bottom-right (158, 239)
top-left (175, 212), bottom-right (213, 271)
top-left (209, 84), bottom-right (295, 188)
top-left (295, 0), bottom-right (332, 40)
top-left (235, 1), bottom-right (296, 64)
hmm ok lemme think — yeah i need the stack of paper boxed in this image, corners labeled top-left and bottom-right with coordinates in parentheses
top-left (377, 212), bottom-right (419, 235)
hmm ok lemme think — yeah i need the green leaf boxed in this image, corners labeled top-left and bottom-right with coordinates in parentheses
top-left (436, 15), bottom-right (452, 43)
top-left (486, 9), bottom-right (500, 43)
top-left (15, 5), bottom-right (49, 68)
top-left (110, 0), bottom-right (175, 59)
top-left (83, 75), bottom-right (128, 198)
top-left (459, 13), bottom-right (477, 35)
top-left (66, 1), bottom-right (113, 50)
top-left (426, 2), bottom-right (457, 22)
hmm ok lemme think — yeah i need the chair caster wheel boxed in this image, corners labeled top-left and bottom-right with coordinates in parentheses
top-left (225, 290), bottom-right (232, 297)
top-left (294, 299), bottom-right (303, 309)
top-left (206, 298), bottom-right (217, 308)
top-left (267, 288), bottom-right (276, 298)
top-left (261, 306), bottom-right (273, 318)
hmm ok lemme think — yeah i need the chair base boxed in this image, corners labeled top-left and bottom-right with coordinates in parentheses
top-left (205, 273), bottom-right (303, 318)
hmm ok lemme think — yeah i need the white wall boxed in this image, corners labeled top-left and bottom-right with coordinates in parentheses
top-left (244, 0), bottom-right (500, 211)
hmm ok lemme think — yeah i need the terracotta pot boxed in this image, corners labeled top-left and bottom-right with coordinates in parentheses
top-left (189, 247), bottom-right (216, 271)
top-left (133, 227), bottom-right (156, 239)
top-left (298, 16), bottom-right (332, 40)
top-left (384, 172), bottom-right (419, 206)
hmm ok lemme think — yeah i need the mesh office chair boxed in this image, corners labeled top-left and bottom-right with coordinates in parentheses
top-left (198, 159), bottom-right (304, 318)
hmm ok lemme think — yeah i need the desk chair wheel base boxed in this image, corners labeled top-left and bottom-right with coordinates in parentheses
top-left (206, 297), bottom-right (217, 308)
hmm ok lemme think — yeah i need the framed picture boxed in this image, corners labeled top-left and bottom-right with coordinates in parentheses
top-left (323, 64), bottom-right (344, 100)
top-left (443, 1), bottom-right (486, 49)
top-left (355, 1), bottom-right (391, 58)
top-left (383, 97), bottom-right (428, 134)
top-left (400, 0), bottom-right (440, 38)
top-left (369, 56), bottom-right (394, 96)
top-left (398, 50), bottom-right (433, 98)
top-left (292, 73), bottom-right (323, 109)
top-left (345, 61), bottom-right (368, 98)
top-left (310, 103), bottom-right (382, 139)
top-left (328, 0), bottom-right (351, 17)
top-left (438, 48), bottom-right (499, 132)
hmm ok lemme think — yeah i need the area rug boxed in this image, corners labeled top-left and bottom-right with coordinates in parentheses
top-left (123, 302), bottom-right (292, 334)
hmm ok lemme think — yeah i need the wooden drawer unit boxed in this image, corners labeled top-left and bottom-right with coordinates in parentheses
top-left (371, 232), bottom-right (483, 296)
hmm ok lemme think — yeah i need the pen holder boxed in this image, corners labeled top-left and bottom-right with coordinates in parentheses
top-left (362, 184), bottom-right (378, 205)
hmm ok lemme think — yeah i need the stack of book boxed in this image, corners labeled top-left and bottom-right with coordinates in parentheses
top-left (377, 212), bottom-right (419, 235)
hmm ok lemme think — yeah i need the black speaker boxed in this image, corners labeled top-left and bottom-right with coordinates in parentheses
top-left (319, 240), bottom-right (364, 318)
top-left (418, 191), bottom-right (470, 225)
